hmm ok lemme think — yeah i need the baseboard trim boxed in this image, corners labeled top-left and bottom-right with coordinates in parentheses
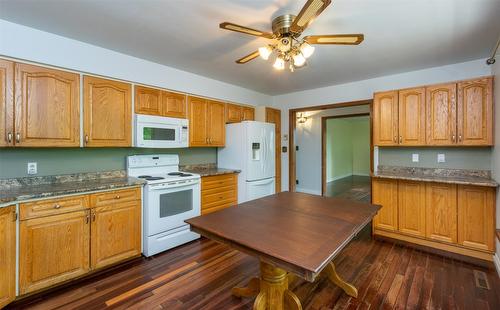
top-left (494, 253), bottom-right (500, 278)
top-left (296, 187), bottom-right (322, 195)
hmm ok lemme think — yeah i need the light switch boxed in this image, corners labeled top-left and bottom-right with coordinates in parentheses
top-left (412, 154), bottom-right (419, 162)
top-left (27, 162), bottom-right (37, 175)
top-left (437, 154), bottom-right (445, 163)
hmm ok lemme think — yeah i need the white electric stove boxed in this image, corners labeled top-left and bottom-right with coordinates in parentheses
top-left (127, 154), bottom-right (201, 257)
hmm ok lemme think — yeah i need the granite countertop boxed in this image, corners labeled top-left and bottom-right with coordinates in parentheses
top-left (0, 171), bottom-right (145, 206)
top-left (372, 166), bottom-right (498, 187)
top-left (180, 164), bottom-right (241, 177)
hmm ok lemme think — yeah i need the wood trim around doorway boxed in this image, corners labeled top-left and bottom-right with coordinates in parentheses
top-left (288, 99), bottom-right (373, 194)
top-left (321, 113), bottom-right (371, 196)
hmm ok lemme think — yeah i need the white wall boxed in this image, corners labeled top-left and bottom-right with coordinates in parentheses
top-left (295, 105), bottom-right (370, 195)
top-left (491, 54), bottom-right (500, 267)
top-left (275, 59), bottom-right (492, 191)
top-left (0, 20), bottom-right (272, 106)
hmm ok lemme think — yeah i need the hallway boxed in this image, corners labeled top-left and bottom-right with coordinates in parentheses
top-left (325, 175), bottom-right (371, 202)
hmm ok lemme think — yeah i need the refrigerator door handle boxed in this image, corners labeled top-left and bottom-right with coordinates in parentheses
top-left (249, 178), bottom-right (275, 186)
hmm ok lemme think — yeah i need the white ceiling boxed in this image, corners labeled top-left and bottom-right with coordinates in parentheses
top-left (0, 0), bottom-right (498, 95)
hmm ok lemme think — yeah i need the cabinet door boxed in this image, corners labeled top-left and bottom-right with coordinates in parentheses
top-left (207, 100), bottom-right (226, 146)
top-left (161, 90), bottom-right (186, 118)
top-left (426, 83), bottom-right (457, 145)
top-left (91, 201), bottom-right (141, 270)
top-left (242, 107), bottom-right (255, 121)
top-left (457, 185), bottom-right (495, 251)
top-left (398, 87), bottom-right (425, 145)
top-left (15, 63), bottom-right (80, 147)
top-left (135, 85), bottom-right (162, 116)
top-left (266, 107), bottom-right (281, 192)
top-left (188, 96), bottom-right (208, 146)
top-left (373, 91), bottom-right (398, 145)
top-left (398, 181), bottom-right (425, 237)
top-left (425, 183), bottom-right (457, 244)
top-left (0, 59), bottom-right (14, 147)
top-left (226, 103), bottom-right (242, 123)
top-left (19, 210), bottom-right (90, 294)
top-left (371, 178), bottom-right (398, 231)
top-left (457, 78), bottom-right (493, 146)
top-left (0, 206), bottom-right (16, 308)
top-left (83, 76), bottom-right (131, 147)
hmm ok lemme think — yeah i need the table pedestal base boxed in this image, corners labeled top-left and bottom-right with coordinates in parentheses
top-left (232, 261), bottom-right (357, 310)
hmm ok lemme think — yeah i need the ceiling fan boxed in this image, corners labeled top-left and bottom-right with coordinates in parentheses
top-left (219, 0), bottom-right (364, 72)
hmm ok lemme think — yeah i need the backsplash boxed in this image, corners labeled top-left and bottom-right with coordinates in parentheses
top-left (0, 148), bottom-right (216, 179)
top-left (377, 147), bottom-right (492, 170)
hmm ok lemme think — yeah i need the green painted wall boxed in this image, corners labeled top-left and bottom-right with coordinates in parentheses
top-left (0, 148), bottom-right (216, 179)
top-left (326, 116), bottom-right (370, 181)
top-left (378, 147), bottom-right (492, 170)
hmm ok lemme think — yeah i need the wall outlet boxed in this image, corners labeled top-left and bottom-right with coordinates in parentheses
top-left (437, 154), bottom-right (446, 163)
top-left (27, 162), bottom-right (37, 175)
top-left (412, 154), bottom-right (419, 162)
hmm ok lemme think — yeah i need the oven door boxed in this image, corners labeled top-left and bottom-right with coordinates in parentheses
top-left (145, 182), bottom-right (201, 236)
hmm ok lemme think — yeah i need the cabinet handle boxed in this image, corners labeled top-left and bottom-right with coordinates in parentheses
top-left (92, 212), bottom-right (96, 222)
top-left (7, 132), bottom-right (12, 143)
top-left (209, 138), bottom-right (212, 144)
top-left (12, 211), bottom-right (17, 222)
top-left (115, 195), bottom-right (121, 199)
top-left (16, 133), bottom-right (20, 143)
top-left (393, 136), bottom-right (397, 143)
top-left (85, 135), bottom-right (89, 144)
top-left (54, 204), bottom-right (61, 209)
top-left (452, 134), bottom-right (456, 142)
top-left (399, 136), bottom-right (402, 143)
top-left (86, 212), bottom-right (90, 224)
top-left (205, 137), bottom-right (208, 144)
top-left (458, 134), bottom-right (462, 142)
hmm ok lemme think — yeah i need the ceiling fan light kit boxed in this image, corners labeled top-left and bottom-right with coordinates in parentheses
top-left (219, 0), bottom-right (364, 72)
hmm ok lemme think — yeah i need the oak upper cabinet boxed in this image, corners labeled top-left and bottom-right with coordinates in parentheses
top-left (266, 107), bottom-right (281, 192)
top-left (135, 85), bottom-right (162, 116)
top-left (398, 87), bottom-right (426, 145)
top-left (457, 185), bottom-right (495, 251)
top-left (457, 78), bottom-right (493, 146)
top-left (226, 103), bottom-right (242, 123)
top-left (0, 206), bottom-right (16, 308)
top-left (161, 90), bottom-right (186, 118)
top-left (372, 178), bottom-right (398, 232)
top-left (373, 91), bottom-right (398, 146)
top-left (83, 76), bottom-right (132, 147)
top-left (425, 183), bottom-right (457, 244)
top-left (19, 198), bottom-right (90, 294)
top-left (397, 181), bottom-right (425, 237)
top-left (188, 96), bottom-right (225, 147)
top-left (14, 63), bottom-right (80, 147)
top-left (242, 106), bottom-right (255, 121)
top-left (0, 59), bottom-right (14, 147)
top-left (90, 188), bottom-right (141, 269)
top-left (425, 83), bottom-right (457, 145)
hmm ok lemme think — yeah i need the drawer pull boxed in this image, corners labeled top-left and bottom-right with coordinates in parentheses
top-left (54, 204), bottom-right (61, 209)
top-left (115, 195), bottom-right (121, 199)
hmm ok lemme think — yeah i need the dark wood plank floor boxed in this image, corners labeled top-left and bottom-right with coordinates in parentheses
top-left (325, 175), bottom-right (371, 202)
top-left (9, 227), bottom-right (500, 310)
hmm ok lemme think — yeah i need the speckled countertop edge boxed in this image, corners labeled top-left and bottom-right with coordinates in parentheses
top-left (180, 163), bottom-right (241, 177)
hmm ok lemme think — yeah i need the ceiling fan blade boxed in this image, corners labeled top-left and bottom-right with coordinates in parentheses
top-left (304, 34), bottom-right (364, 45)
top-left (220, 22), bottom-right (273, 39)
top-left (290, 0), bottom-right (332, 34)
top-left (236, 51), bottom-right (260, 64)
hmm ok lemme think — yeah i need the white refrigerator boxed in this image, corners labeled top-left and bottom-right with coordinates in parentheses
top-left (218, 121), bottom-right (275, 203)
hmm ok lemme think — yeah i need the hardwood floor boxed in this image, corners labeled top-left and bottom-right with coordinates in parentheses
top-left (325, 175), bottom-right (371, 202)
top-left (8, 227), bottom-right (500, 310)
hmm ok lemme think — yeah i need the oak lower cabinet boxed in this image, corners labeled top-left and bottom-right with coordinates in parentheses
top-left (372, 178), bottom-right (398, 232)
top-left (201, 174), bottom-right (238, 214)
top-left (19, 209), bottom-right (90, 294)
top-left (0, 206), bottom-right (16, 308)
top-left (90, 188), bottom-right (142, 269)
top-left (372, 178), bottom-right (496, 261)
top-left (83, 76), bottom-right (132, 147)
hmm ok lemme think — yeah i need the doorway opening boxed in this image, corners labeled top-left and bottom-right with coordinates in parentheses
top-left (322, 113), bottom-right (371, 202)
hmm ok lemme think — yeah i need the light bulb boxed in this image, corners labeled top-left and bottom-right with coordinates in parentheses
top-left (300, 42), bottom-right (315, 58)
top-left (258, 46), bottom-right (272, 60)
top-left (273, 56), bottom-right (285, 70)
top-left (292, 52), bottom-right (306, 67)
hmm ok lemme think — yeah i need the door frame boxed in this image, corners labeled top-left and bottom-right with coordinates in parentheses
top-left (321, 113), bottom-right (371, 196)
top-left (288, 99), bottom-right (373, 193)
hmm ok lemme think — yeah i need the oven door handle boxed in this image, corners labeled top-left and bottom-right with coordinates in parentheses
top-left (148, 182), bottom-right (198, 191)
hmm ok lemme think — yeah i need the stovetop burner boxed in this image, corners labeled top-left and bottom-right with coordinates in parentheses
top-left (138, 175), bottom-right (165, 181)
top-left (168, 172), bottom-right (193, 177)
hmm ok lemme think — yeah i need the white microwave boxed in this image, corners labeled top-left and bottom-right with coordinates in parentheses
top-left (135, 114), bottom-right (188, 148)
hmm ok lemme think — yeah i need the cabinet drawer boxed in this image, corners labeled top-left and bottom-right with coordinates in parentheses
top-left (201, 174), bottom-right (237, 191)
top-left (202, 188), bottom-right (237, 206)
top-left (20, 195), bottom-right (89, 220)
top-left (90, 188), bottom-right (141, 207)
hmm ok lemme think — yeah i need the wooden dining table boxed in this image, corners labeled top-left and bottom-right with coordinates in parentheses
top-left (185, 191), bottom-right (381, 310)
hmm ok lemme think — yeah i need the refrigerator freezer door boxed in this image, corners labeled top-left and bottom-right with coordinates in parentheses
top-left (245, 177), bottom-right (275, 201)
top-left (245, 122), bottom-right (275, 181)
